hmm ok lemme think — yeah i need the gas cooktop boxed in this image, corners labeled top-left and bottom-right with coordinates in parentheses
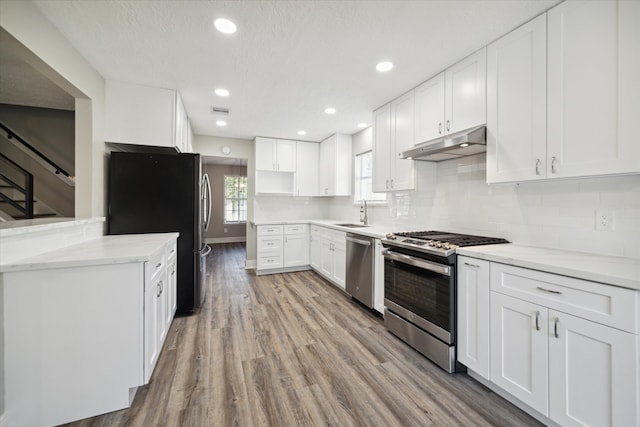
top-left (383, 230), bottom-right (509, 257)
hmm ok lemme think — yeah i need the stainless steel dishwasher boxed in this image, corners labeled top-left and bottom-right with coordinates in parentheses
top-left (345, 233), bottom-right (375, 308)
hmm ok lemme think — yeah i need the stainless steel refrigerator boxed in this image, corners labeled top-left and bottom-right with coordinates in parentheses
top-left (107, 151), bottom-right (212, 315)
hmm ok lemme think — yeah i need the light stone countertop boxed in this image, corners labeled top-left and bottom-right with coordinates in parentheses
top-left (0, 217), bottom-right (105, 237)
top-left (0, 232), bottom-right (179, 273)
top-left (457, 244), bottom-right (640, 291)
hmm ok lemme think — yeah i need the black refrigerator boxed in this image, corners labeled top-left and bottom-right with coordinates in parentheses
top-left (108, 151), bottom-right (211, 315)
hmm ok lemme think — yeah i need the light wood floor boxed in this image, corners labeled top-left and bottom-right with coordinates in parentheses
top-left (64, 243), bottom-right (542, 427)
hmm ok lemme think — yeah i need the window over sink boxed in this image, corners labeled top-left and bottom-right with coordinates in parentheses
top-left (354, 151), bottom-right (386, 204)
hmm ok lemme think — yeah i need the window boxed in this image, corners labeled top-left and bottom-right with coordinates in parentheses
top-left (354, 151), bottom-right (386, 203)
top-left (224, 175), bottom-right (247, 223)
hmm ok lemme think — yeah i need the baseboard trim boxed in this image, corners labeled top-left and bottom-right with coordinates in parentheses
top-left (245, 259), bottom-right (256, 269)
top-left (205, 237), bottom-right (246, 244)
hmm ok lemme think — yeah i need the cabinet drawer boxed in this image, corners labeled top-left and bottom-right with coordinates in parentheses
top-left (491, 263), bottom-right (638, 333)
top-left (257, 225), bottom-right (284, 236)
top-left (257, 236), bottom-right (283, 252)
top-left (285, 224), bottom-right (308, 235)
top-left (146, 249), bottom-right (166, 283)
top-left (257, 254), bottom-right (283, 270)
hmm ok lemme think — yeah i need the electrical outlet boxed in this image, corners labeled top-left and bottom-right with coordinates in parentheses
top-left (595, 210), bottom-right (614, 231)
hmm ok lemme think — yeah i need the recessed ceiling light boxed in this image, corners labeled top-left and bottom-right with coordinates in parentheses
top-left (214, 88), bottom-right (230, 97)
top-left (324, 107), bottom-right (336, 115)
top-left (357, 123), bottom-right (368, 128)
top-left (216, 120), bottom-right (227, 127)
top-left (214, 18), bottom-right (237, 34)
top-left (376, 61), bottom-right (394, 72)
top-left (297, 130), bottom-right (307, 136)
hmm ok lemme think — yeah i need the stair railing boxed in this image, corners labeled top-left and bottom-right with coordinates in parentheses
top-left (0, 152), bottom-right (34, 219)
top-left (0, 121), bottom-right (74, 186)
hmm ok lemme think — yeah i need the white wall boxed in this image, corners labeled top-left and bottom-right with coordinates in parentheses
top-left (0, 1), bottom-right (106, 219)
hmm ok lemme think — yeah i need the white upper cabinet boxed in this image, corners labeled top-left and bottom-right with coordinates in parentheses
top-left (445, 48), bottom-right (487, 135)
top-left (486, 14), bottom-right (547, 183)
top-left (414, 73), bottom-right (446, 143)
top-left (295, 141), bottom-right (319, 196)
top-left (489, 0), bottom-right (640, 183)
top-left (255, 138), bottom-right (296, 172)
top-left (319, 134), bottom-right (352, 196)
top-left (413, 49), bottom-right (486, 146)
top-left (373, 91), bottom-right (416, 192)
top-left (105, 80), bottom-right (191, 152)
top-left (547, 0), bottom-right (640, 179)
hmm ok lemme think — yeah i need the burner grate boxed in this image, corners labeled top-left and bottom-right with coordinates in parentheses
top-left (395, 230), bottom-right (509, 247)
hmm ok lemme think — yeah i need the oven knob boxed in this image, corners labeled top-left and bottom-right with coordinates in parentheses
top-left (435, 242), bottom-right (443, 248)
top-left (442, 243), bottom-right (451, 250)
top-left (386, 233), bottom-right (397, 240)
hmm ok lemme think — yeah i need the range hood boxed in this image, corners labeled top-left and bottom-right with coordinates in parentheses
top-left (401, 125), bottom-right (486, 162)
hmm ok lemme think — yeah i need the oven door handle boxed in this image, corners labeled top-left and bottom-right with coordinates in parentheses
top-left (382, 250), bottom-right (451, 276)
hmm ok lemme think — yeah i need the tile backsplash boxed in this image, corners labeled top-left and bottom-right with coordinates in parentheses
top-left (329, 154), bottom-right (640, 259)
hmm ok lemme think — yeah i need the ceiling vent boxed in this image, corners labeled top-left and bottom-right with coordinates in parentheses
top-left (211, 106), bottom-right (230, 115)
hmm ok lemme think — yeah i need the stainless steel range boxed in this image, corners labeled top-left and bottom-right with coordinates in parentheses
top-left (382, 231), bottom-right (509, 372)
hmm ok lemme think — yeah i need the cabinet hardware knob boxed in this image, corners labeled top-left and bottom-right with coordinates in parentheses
top-left (446, 120), bottom-right (451, 132)
top-left (551, 156), bottom-right (557, 174)
top-left (535, 159), bottom-right (541, 175)
top-left (535, 311), bottom-right (540, 331)
top-left (536, 286), bottom-right (562, 295)
top-left (554, 318), bottom-right (560, 338)
top-left (438, 122), bottom-right (442, 134)
top-left (464, 262), bottom-right (480, 268)
top-left (390, 179), bottom-right (394, 188)
top-left (156, 263), bottom-right (162, 269)
top-left (386, 179), bottom-right (389, 189)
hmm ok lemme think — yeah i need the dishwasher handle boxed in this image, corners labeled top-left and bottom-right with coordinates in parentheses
top-left (346, 236), bottom-right (372, 246)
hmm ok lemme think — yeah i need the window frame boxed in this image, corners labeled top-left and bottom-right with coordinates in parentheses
top-left (223, 174), bottom-right (248, 224)
top-left (353, 150), bottom-right (386, 205)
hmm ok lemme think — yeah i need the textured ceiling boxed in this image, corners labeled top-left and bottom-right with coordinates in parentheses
top-left (0, 33), bottom-right (75, 111)
top-left (22, 0), bottom-right (559, 142)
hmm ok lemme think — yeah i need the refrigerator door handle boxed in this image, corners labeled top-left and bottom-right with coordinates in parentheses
top-left (202, 173), bottom-right (212, 231)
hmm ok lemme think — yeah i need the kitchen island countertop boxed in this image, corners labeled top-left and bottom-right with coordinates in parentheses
top-left (0, 232), bottom-right (179, 273)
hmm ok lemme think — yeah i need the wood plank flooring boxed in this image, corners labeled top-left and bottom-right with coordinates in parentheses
top-left (64, 243), bottom-right (542, 427)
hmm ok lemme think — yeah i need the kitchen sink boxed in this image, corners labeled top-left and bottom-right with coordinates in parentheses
top-left (334, 223), bottom-right (369, 228)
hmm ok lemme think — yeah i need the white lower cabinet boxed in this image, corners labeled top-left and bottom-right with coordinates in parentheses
top-left (310, 225), bottom-right (346, 290)
top-left (456, 256), bottom-right (491, 380)
top-left (457, 256), bottom-right (639, 426)
top-left (490, 292), bottom-right (549, 415)
top-left (2, 236), bottom-right (177, 427)
top-left (256, 224), bottom-right (309, 274)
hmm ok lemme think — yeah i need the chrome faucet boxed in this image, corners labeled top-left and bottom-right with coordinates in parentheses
top-left (360, 199), bottom-right (368, 225)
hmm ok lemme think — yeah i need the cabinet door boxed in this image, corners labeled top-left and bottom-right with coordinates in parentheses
top-left (490, 292), bottom-right (549, 416)
top-left (310, 232), bottom-right (322, 270)
top-left (372, 104), bottom-right (392, 192)
top-left (457, 257), bottom-right (491, 379)
top-left (144, 272), bottom-right (162, 383)
top-left (486, 14), bottom-right (547, 183)
top-left (296, 141), bottom-right (319, 196)
top-left (255, 138), bottom-right (276, 171)
top-left (284, 233), bottom-right (309, 267)
top-left (414, 73), bottom-right (446, 144)
top-left (445, 48), bottom-right (487, 134)
top-left (548, 310), bottom-right (638, 427)
top-left (168, 257), bottom-right (177, 319)
top-left (319, 135), bottom-right (336, 196)
top-left (276, 139), bottom-right (296, 172)
top-left (547, 0), bottom-right (638, 178)
top-left (333, 240), bottom-right (346, 290)
top-left (391, 91), bottom-right (416, 191)
top-left (157, 274), bottom-right (168, 346)
top-left (320, 239), bottom-right (333, 277)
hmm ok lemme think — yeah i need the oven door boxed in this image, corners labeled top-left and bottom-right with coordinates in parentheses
top-left (383, 249), bottom-right (455, 344)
